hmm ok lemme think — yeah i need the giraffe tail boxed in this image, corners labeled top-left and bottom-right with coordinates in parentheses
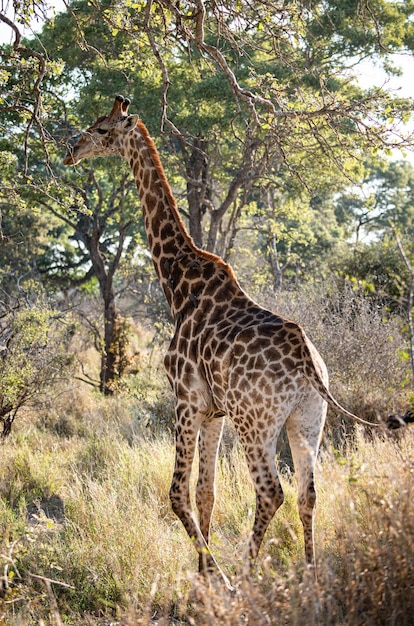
top-left (301, 335), bottom-right (379, 428)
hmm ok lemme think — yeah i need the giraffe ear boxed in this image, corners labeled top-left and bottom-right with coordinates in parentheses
top-left (122, 114), bottom-right (139, 131)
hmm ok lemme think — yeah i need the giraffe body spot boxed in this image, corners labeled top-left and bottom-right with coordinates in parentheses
top-left (146, 193), bottom-right (157, 211)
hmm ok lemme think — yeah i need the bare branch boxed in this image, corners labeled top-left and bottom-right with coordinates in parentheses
top-left (0, 12), bottom-right (50, 174)
top-left (390, 222), bottom-right (414, 382)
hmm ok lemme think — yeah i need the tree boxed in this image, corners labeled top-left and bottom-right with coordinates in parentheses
top-left (392, 229), bottom-right (414, 381)
top-left (334, 160), bottom-right (414, 241)
top-left (331, 159), bottom-right (414, 296)
top-left (0, 292), bottom-right (74, 437)
top-left (328, 159), bottom-right (414, 380)
top-left (139, 0), bottom-right (414, 254)
top-left (2, 0), bottom-right (414, 392)
top-left (36, 165), bottom-right (148, 393)
top-left (30, 0), bottom-right (414, 256)
top-left (1, 2), bottom-right (159, 393)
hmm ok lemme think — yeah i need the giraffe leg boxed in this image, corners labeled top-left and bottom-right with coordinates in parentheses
top-left (240, 438), bottom-right (284, 562)
top-left (169, 404), bottom-right (232, 588)
top-left (169, 405), bottom-right (205, 552)
top-left (285, 395), bottom-right (326, 569)
top-left (196, 414), bottom-right (225, 574)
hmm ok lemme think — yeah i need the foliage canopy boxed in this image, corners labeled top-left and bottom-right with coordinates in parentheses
top-left (1, 0), bottom-right (414, 389)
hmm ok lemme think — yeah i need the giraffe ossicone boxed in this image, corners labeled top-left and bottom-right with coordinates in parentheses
top-left (63, 95), bottom-right (378, 583)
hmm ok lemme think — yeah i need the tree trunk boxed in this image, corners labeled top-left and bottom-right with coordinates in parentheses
top-left (179, 136), bottom-right (209, 248)
top-left (101, 294), bottom-right (118, 394)
top-left (82, 225), bottom-right (128, 395)
top-left (393, 228), bottom-right (414, 384)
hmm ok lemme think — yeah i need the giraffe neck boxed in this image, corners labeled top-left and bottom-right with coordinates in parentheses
top-left (120, 120), bottom-right (242, 322)
top-left (122, 121), bottom-right (197, 310)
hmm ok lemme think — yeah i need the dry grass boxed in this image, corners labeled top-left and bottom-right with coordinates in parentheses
top-left (1, 289), bottom-right (413, 625)
top-left (1, 387), bottom-right (414, 625)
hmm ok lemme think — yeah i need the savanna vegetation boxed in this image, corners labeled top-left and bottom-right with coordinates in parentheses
top-left (1, 0), bottom-right (414, 623)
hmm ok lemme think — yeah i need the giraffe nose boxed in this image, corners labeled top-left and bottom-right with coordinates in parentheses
top-left (68, 133), bottom-right (81, 146)
top-left (63, 133), bottom-right (82, 165)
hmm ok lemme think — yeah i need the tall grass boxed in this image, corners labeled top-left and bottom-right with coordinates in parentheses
top-left (1, 285), bottom-right (413, 625)
top-left (1, 390), bottom-right (414, 624)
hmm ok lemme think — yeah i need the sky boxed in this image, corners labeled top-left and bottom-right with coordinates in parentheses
top-left (357, 53), bottom-right (414, 99)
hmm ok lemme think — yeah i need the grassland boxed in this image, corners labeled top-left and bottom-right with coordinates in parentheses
top-left (1, 288), bottom-right (414, 625)
top-left (1, 375), bottom-right (414, 625)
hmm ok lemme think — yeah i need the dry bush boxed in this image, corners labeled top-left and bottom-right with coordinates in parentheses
top-left (123, 429), bottom-right (414, 626)
top-left (259, 281), bottom-right (411, 437)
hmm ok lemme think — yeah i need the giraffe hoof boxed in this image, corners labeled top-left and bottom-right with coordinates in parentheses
top-left (198, 551), bottom-right (216, 574)
top-left (198, 553), bottom-right (234, 592)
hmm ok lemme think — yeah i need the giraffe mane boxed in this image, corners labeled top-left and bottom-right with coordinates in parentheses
top-left (90, 115), bottom-right (107, 128)
top-left (137, 120), bottom-right (238, 282)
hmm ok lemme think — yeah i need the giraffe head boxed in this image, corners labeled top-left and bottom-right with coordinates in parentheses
top-left (63, 95), bottom-right (139, 165)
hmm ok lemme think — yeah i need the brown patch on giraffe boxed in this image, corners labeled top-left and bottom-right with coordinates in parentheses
top-left (159, 222), bottom-right (175, 240)
top-left (142, 169), bottom-right (150, 189)
top-left (282, 357), bottom-right (295, 371)
top-left (151, 217), bottom-right (161, 239)
top-left (153, 242), bottom-right (161, 259)
top-left (156, 203), bottom-right (168, 222)
top-left (173, 291), bottom-right (184, 310)
top-left (146, 193), bottom-right (157, 212)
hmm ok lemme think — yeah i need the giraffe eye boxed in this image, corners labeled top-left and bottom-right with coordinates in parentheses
top-left (96, 128), bottom-right (108, 135)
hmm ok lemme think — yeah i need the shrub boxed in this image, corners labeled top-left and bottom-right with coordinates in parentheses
top-left (0, 296), bottom-right (75, 437)
top-left (259, 280), bottom-right (411, 442)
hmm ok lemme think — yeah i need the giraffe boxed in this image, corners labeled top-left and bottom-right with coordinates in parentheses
top-left (63, 95), bottom-right (377, 582)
